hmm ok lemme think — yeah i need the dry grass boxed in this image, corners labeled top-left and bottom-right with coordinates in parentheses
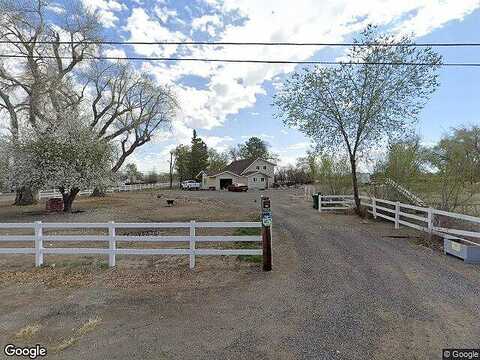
top-left (76, 317), bottom-right (102, 336)
top-left (53, 317), bottom-right (102, 353)
top-left (54, 337), bottom-right (78, 352)
top-left (15, 324), bottom-right (41, 339)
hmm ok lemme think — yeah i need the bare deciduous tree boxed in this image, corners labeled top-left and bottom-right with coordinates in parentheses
top-left (84, 61), bottom-right (177, 172)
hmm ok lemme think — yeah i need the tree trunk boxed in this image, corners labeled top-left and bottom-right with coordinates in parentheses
top-left (61, 187), bottom-right (80, 212)
top-left (349, 156), bottom-right (361, 214)
top-left (14, 186), bottom-right (37, 206)
top-left (90, 186), bottom-right (106, 197)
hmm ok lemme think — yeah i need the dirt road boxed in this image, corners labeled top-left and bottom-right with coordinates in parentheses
top-left (1, 190), bottom-right (479, 359)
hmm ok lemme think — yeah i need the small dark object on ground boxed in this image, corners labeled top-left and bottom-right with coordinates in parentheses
top-left (166, 199), bottom-right (175, 206)
top-left (46, 198), bottom-right (63, 212)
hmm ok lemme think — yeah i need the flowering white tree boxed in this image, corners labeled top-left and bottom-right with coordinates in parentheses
top-left (11, 124), bottom-right (114, 212)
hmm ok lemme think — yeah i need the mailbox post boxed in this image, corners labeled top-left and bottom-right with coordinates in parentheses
top-left (261, 196), bottom-right (272, 271)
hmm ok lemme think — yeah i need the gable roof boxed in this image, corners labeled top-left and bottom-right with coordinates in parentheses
top-left (200, 158), bottom-right (276, 177)
top-left (241, 158), bottom-right (276, 174)
top-left (243, 170), bottom-right (270, 177)
top-left (223, 159), bottom-right (256, 175)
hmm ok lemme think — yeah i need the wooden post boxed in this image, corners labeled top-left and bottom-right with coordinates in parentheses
top-left (189, 220), bottom-right (196, 269)
top-left (427, 207), bottom-right (433, 240)
top-left (34, 221), bottom-right (43, 267)
top-left (109, 221), bottom-right (116, 267)
top-left (318, 194), bottom-right (322, 213)
top-left (169, 151), bottom-right (174, 190)
top-left (372, 197), bottom-right (377, 219)
top-left (395, 201), bottom-right (400, 229)
top-left (261, 196), bottom-right (272, 271)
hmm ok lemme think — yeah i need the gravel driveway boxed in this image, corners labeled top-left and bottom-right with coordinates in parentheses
top-left (1, 190), bottom-right (479, 359)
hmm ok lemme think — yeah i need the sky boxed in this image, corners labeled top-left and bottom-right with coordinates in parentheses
top-left (79, 0), bottom-right (480, 172)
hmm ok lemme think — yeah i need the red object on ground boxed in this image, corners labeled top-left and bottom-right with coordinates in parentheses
top-left (46, 198), bottom-right (64, 212)
top-left (227, 184), bottom-right (248, 192)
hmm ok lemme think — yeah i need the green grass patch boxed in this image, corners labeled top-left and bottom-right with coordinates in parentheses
top-left (234, 228), bottom-right (262, 263)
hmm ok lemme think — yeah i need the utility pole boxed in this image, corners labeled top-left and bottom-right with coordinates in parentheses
top-left (169, 151), bottom-right (174, 189)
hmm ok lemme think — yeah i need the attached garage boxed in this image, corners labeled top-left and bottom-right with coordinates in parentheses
top-left (219, 178), bottom-right (233, 189)
top-left (198, 158), bottom-right (276, 190)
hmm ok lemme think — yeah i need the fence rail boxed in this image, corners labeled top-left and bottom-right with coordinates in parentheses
top-left (316, 194), bottom-right (480, 247)
top-left (0, 221), bottom-right (263, 269)
top-left (38, 183), bottom-right (172, 200)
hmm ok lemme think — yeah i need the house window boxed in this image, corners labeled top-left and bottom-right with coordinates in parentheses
top-left (261, 178), bottom-right (265, 182)
top-left (263, 166), bottom-right (266, 170)
top-left (256, 166), bottom-right (259, 170)
top-left (253, 178), bottom-right (257, 182)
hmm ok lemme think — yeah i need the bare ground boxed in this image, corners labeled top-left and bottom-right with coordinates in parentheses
top-left (0, 189), bottom-right (479, 359)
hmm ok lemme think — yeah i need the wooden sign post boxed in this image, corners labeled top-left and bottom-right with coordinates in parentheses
top-left (261, 196), bottom-right (272, 271)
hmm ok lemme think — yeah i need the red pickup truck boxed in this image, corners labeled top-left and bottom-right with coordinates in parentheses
top-left (227, 183), bottom-right (248, 192)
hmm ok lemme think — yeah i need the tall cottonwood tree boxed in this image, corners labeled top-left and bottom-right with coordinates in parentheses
top-left (0, 0), bottom-right (178, 202)
top-left (0, 0), bottom-right (100, 204)
top-left (85, 61), bottom-right (177, 174)
top-left (274, 25), bottom-right (441, 211)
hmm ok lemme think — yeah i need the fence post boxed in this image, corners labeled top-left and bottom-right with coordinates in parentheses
top-left (189, 220), bottom-right (196, 269)
top-left (318, 194), bottom-right (322, 213)
top-left (372, 197), bottom-right (377, 219)
top-left (108, 221), bottom-right (116, 267)
top-left (34, 221), bottom-right (43, 267)
top-left (261, 196), bottom-right (272, 271)
top-left (395, 202), bottom-right (400, 229)
top-left (427, 207), bottom-right (433, 234)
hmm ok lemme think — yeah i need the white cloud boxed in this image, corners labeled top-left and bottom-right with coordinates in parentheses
top-left (241, 134), bottom-right (274, 141)
top-left (103, 47), bottom-right (127, 60)
top-left (287, 142), bottom-right (310, 150)
top-left (81, 0), bottom-right (125, 28)
top-left (114, 0), bottom-right (480, 158)
top-left (191, 14), bottom-right (223, 36)
top-left (202, 135), bottom-right (234, 151)
top-left (125, 8), bottom-right (186, 57)
top-left (393, 0), bottom-right (479, 37)
top-left (128, 145), bottom-right (176, 173)
top-left (155, 5), bottom-right (178, 23)
top-left (132, 0), bottom-right (480, 137)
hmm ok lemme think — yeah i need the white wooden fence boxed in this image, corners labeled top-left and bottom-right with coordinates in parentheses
top-left (317, 195), bottom-right (355, 211)
top-left (38, 183), bottom-right (171, 200)
top-left (0, 221), bottom-right (263, 269)
top-left (316, 194), bottom-right (480, 246)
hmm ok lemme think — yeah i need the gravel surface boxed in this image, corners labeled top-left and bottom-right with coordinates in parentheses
top-left (0, 190), bottom-right (479, 359)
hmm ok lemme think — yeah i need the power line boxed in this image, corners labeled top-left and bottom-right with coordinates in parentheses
top-left (0, 53), bottom-right (475, 66)
top-left (1, 40), bottom-right (480, 47)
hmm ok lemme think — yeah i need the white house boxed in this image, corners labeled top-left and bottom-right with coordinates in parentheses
top-left (198, 158), bottom-right (276, 190)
